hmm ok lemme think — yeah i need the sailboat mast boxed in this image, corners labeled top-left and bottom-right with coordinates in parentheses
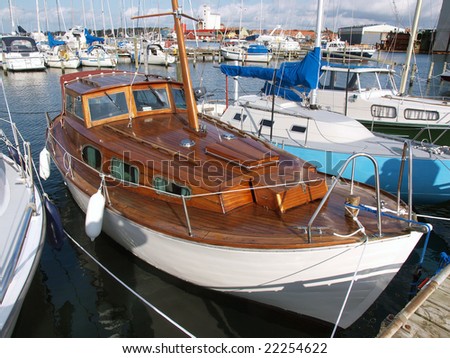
top-left (398, 0), bottom-right (423, 95)
top-left (8, 0), bottom-right (15, 33)
top-left (171, 0), bottom-right (200, 132)
top-left (36, 0), bottom-right (41, 34)
top-left (132, 0), bottom-right (200, 132)
top-left (310, 0), bottom-right (324, 108)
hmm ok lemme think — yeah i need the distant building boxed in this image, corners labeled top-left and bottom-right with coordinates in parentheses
top-left (433, 0), bottom-right (450, 53)
top-left (338, 24), bottom-right (405, 45)
top-left (198, 5), bottom-right (222, 30)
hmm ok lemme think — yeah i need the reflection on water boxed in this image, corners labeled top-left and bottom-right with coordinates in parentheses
top-left (2, 53), bottom-right (449, 337)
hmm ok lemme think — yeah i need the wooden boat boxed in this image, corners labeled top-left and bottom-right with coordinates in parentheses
top-left (0, 127), bottom-right (46, 337)
top-left (44, 0), bottom-right (428, 329)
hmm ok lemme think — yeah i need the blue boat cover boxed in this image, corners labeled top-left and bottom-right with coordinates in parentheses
top-left (220, 47), bottom-right (321, 89)
top-left (84, 28), bottom-right (105, 44)
top-left (48, 32), bottom-right (65, 47)
top-left (247, 44), bottom-right (270, 54)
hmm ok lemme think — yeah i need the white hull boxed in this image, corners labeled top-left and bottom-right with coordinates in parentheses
top-left (80, 58), bottom-right (117, 68)
top-left (2, 55), bottom-right (46, 71)
top-left (64, 178), bottom-right (422, 328)
top-left (0, 155), bottom-right (46, 337)
top-left (45, 57), bottom-right (80, 69)
top-left (220, 48), bottom-right (272, 63)
top-left (217, 96), bottom-right (450, 204)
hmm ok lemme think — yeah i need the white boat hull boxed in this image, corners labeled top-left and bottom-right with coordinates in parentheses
top-left (45, 57), bottom-right (81, 69)
top-left (220, 48), bottom-right (272, 63)
top-left (0, 155), bottom-right (46, 337)
top-left (2, 55), bottom-right (46, 71)
top-left (63, 178), bottom-right (422, 328)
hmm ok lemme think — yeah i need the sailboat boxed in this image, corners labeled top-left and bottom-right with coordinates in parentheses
top-left (0, 82), bottom-right (47, 336)
top-left (44, 33), bottom-right (81, 69)
top-left (208, 0), bottom-right (450, 206)
top-left (43, 0), bottom-right (428, 329)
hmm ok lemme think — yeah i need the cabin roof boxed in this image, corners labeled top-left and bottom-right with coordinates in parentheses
top-left (61, 70), bottom-right (178, 95)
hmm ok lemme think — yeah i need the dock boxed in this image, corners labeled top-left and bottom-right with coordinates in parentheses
top-left (185, 47), bottom-right (308, 63)
top-left (377, 262), bottom-right (450, 338)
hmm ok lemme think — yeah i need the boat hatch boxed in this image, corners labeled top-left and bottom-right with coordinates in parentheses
top-left (205, 139), bottom-right (279, 169)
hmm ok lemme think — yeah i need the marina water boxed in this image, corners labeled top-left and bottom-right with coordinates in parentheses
top-left (1, 50), bottom-right (449, 338)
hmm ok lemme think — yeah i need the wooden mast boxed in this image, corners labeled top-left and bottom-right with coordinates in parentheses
top-left (131, 0), bottom-right (200, 132)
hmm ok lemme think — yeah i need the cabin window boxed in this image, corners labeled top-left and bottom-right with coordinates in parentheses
top-left (65, 94), bottom-right (84, 120)
top-left (260, 119), bottom-right (274, 127)
top-left (110, 158), bottom-right (139, 184)
top-left (172, 88), bottom-right (187, 109)
top-left (290, 125), bottom-right (306, 133)
top-left (371, 104), bottom-right (397, 119)
top-left (133, 87), bottom-right (170, 112)
top-left (404, 108), bottom-right (439, 121)
top-left (152, 176), bottom-right (191, 197)
top-left (88, 91), bottom-right (128, 121)
top-left (232, 112), bottom-right (247, 122)
top-left (82, 145), bottom-right (102, 171)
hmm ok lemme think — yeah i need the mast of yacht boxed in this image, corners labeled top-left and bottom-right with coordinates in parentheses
top-left (398, 0), bottom-right (423, 95)
top-left (309, 0), bottom-right (324, 109)
top-left (132, 0), bottom-right (200, 132)
top-left (36, 0), bottom-right (41, 34)
top-left (8, 0), bottom-right (15, 34)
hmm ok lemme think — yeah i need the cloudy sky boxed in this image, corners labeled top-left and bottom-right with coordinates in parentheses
top-left (1, 0), bottom-right (444, 34)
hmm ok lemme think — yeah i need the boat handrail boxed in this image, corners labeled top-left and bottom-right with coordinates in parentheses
top-left (307, 153), bottom-right (382, 243)
top-left (396, 141), bottom-right (413, 222)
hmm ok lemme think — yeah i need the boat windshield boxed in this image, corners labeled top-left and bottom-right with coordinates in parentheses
top-left (171, 87), bottom-right (187, 109)
top-left (88, 91), bottom-right (129, 121)
top-left (133, 87), bottom-right (170, 112)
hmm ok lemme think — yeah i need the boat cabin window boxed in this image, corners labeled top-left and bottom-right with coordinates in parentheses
top-left (66, 94), bottom-right (84, 120)
top-left (152, 176), bottom-right (191, 197)
top-left (371, 104), bottom-right (397, 118)
top-left (232, 112), bottom-right (247, 122)
top-left (82, 145), bottom-right (102, 171)
top-left (171, 87), bottom-right (187, 109)
top-left (133, 87), bottom-right (170, 112)
top-left (319, 70), bottom-right (358, 91)
top-left (88, 91), bottom-right (129, 122)
top-left (404, 109), bottom-right (439, 121)
top-left (110, 158), bottom-right (139, 184)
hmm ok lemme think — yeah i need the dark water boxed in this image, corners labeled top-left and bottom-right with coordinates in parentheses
top-left (1, 50), bottom-right (449, 338)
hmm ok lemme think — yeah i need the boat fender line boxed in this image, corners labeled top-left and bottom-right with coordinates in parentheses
top-left (64, 229), bottom-right (196, 338)
top-left (85, 185), bottom-right (105, 242)
top-left (39, 147), bottom-right (51, 180)
top-left (44, 194), bottom-right (66, 250)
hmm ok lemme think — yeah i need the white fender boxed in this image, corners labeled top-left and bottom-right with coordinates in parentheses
top-left (85, 189), bottom-right (105, 241)
top-left (39, 147), bottom-right (51, 180)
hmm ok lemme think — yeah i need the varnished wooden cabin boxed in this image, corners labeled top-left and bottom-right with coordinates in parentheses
top-left (47, 69), bottom-right (412, 248)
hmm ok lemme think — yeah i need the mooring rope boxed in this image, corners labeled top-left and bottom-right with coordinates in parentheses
top-left (64, 230), bottom-right (196, 338)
